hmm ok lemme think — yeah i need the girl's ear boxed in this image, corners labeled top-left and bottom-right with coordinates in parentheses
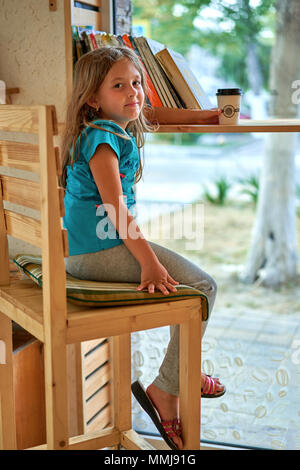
top-left (86, 95), bottom-right (98, 109)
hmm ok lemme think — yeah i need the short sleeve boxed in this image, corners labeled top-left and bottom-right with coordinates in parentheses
top-left (79, 125), bottom-right (122, 164)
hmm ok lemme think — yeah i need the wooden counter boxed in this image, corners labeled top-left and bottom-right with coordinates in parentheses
top-left (157, 119), bottom-right (300, 133)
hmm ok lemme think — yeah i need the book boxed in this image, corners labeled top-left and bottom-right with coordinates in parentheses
top-left (89, 32), bottom-right (98, 50)
top-left (155, 47), bottom-right (213, 110)
top-left (133, 36), bottom-right (176, 108)
top-left (122, 34), bottom-right (163, 108)
top-left (71, 28), bottom-right (211, 113)
top-left (145, 38), bottom-right (185, 109)
top-left (77, 25), bottom-right (94, 54)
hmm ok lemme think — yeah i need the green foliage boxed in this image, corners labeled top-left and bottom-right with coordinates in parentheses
top-left (132, 0), bottom-right (276, 92)
top-left (238, 174), bottom-right (260, 205)
top-left (132, 0), bottom-right (212, 55)
top-left (202, 173), bottom-right (261, 206)
top-left (151, 132), bottom-right (200, 145)
top-left (203, 176), bottom-right (232, 205)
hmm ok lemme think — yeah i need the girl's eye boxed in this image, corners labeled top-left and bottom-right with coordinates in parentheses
top-left (113, 80), bottom-right (141, 89)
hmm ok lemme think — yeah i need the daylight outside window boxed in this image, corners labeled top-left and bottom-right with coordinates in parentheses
top-left (131, 0), bottom-right (300, 450)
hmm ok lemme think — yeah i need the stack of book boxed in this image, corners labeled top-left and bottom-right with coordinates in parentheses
top-left (72, 26), bottom-right (213, 110)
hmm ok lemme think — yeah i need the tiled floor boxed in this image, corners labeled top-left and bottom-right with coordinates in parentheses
top-left (199, 307), bottom-right (300, 450)
top-left (132, 307), bottom-right (300, 450)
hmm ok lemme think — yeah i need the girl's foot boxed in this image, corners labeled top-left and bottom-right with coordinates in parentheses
top-left (146, 383), bottom-right (183, 450)
top-left (145, 374), bottom-right (225, 449)
top-left (201, 373), bottom-right (226, 398)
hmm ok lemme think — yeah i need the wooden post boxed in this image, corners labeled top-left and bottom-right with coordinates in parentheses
top-left (0, 177), bottom-right (9, 286)
top-left (179, 309), bottom-right (202, 450)
top-left (112, 334), bottom-right (132, 438)
top-left (0, 313), bottom-right (17, 449)
top-left (39, 106), bottom-right (69, 449)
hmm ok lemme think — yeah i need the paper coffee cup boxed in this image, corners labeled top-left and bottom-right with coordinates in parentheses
top-left (216, 88), bottom-right (242, 125)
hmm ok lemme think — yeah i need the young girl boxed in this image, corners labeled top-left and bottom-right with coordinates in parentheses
top-left (61, 46), bottom-right (225, 450)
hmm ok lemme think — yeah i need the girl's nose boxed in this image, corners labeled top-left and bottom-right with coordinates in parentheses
top-left (128, 85), bottom-right (137, 96)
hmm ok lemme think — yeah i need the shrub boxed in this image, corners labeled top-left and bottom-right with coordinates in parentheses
top-left (203, 176), bottom-right (231, 205)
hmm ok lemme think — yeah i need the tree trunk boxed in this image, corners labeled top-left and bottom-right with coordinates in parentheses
top-left (245, 39), bottom-right (267, 119)
top-left (241, 0), bottom-right (300, 287)
top-left (246, 41), bottom-right (263, 96)
top-left (114, 0), bottom-right (132, 35)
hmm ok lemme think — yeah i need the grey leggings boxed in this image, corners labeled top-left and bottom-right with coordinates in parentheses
top-left (65, 241), bottom-right (217, 396)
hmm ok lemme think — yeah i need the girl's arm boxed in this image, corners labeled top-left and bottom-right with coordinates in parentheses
top-left (89, 144), bottom-right (179, 295)
top-left (144, 107), bottom-right (221, 124)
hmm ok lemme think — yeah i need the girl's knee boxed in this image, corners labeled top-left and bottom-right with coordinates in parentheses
top-left (195, 276), bottom-right (217, 297)
top-left (194, 276), bottom-right (217, 317)
top-left (210, 276), bottom-right (218, 296)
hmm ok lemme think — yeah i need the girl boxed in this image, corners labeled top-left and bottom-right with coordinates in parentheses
top-left (61, 46), bottom-right (225, 450)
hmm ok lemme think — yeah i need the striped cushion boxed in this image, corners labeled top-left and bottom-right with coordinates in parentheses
top-left (13, 254), bottom-right (209, 321)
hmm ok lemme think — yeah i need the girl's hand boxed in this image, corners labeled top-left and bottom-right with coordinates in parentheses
top-left (144, 106), bottom-right (222, 125)
top-left (137, 260), bottom-right (179, 295)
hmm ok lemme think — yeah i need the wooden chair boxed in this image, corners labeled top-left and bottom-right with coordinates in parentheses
top-left (0, 104), bottom-right (203, 450)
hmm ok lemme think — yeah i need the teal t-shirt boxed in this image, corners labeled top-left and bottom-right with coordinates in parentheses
top-left (63, 120), bottom-right (139, 256)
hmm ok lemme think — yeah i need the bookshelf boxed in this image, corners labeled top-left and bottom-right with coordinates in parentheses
top-left (158, 119), bottom-right (300, 134)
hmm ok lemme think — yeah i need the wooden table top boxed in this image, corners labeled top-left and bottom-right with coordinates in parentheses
top-left (157, 119), bottom-right (300, 133)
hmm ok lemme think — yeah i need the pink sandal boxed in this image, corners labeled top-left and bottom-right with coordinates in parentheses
top-left (161, 418), bottom-right (182, 440)
top-left (131, 381), bottom-right (182, 450)
top-left (202, 374), bottom-right (226, 398)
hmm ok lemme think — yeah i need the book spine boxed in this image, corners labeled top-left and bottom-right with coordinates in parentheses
top-left (156, 52), bottom-right (200, 109)
top-left (122, 34), bottom-right (133, 50)
top-left (133, 37), bottom-right (170, 107)
top-left (123, 34), bottom-right (163, 108)
top-left (138, 38), bottom-right (176, 108)
top-left (89, 32), bottom-right (98, 50)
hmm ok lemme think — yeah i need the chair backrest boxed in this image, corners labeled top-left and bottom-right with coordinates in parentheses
top-left (0, 105), bottom-right (68, 318)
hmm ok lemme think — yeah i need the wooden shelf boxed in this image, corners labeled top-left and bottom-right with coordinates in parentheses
top-left (157, 119), bottom-right (300, 133)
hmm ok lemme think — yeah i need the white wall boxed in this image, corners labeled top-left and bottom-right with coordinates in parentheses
top-left (0, 0), bottom-right (68, 122)
top-left (0, 0), bottom-right (69, 257)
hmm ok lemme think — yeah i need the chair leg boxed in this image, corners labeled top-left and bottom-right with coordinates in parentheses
top-left (0, 313), bottom-right (17, 449)
top-left (111, 335), bottom-right (157, 451)
top-left (111, 334), bottom-right (132, 438)
top-left (43, 338), bottom-right (69, 449)
top-left (179, 314), bottom-right (202, 450)
top-left (66, 343), bottom-right (85, 437)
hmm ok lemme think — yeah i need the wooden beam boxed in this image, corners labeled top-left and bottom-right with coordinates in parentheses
top-left (1, 175), bottom-right (40, 211)
top-left (0, 141), bottom-right (40, 173)
top-left (67, 299), bottom-right (201, 343)
top-left (0, 284), bottom-right (44, 342)
top-left (180, 314), bottom-right (201, 450)
top-left (0, 313), bottom-right (17, 449)
top-left (158, 119), bottom-right (300, 134)
top-left (121, 429), bottom-right (156, 450)
top-left (68, 427), bottom-right (119, 450)
top-left (4, 210), bottom-right (41, 248)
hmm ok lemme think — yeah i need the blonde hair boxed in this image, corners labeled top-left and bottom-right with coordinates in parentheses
top-left (60, 46), bottom-right (155, 188)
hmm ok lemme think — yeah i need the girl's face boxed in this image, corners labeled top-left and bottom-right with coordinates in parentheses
top-left (89, 58), bottom-right (145, 129)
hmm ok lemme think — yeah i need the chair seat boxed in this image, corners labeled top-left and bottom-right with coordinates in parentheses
top-left (1, 254), bottom-right (208, 344)
top-left (13, 254), bottom-right (208, 316)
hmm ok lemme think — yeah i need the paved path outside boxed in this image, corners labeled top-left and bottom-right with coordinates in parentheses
top-left (132, 307), bottom-right (300, 450)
